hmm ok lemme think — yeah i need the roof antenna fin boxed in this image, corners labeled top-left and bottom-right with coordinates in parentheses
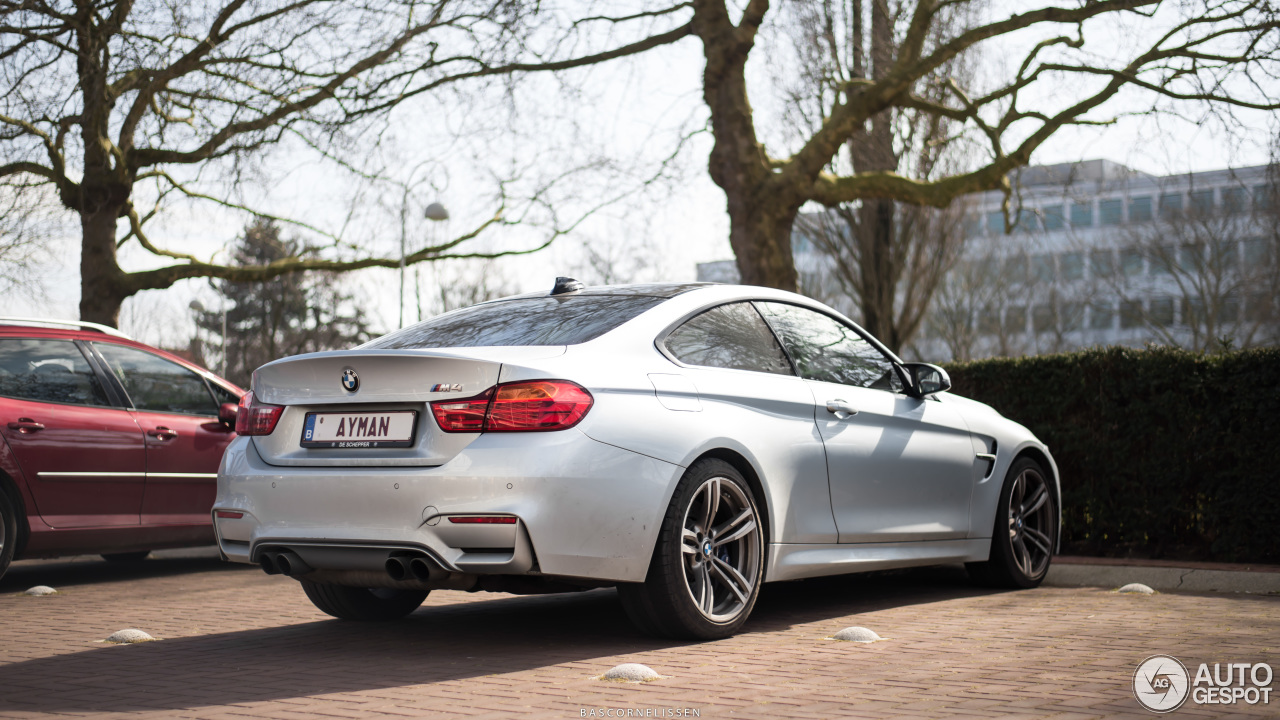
top-left (550, 277), bottom-right (585, 295)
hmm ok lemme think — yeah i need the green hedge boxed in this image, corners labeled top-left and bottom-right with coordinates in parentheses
top-left (944, 346), bottom-right (1280, 564)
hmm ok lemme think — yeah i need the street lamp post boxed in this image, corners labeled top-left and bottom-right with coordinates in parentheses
top-left (189, 299), bottom-right (228, 377)
top-left (398, 164), bottom-right (447, 329)
top-left (419, 201), bottom-right (449, 322)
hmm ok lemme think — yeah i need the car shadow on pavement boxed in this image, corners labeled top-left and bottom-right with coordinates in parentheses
top-left (0, 553), bottom-right (252, 593)
top-left (0, 565), bottom-right (1006, 714)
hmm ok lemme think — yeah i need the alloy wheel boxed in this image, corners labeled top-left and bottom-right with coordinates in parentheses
top-left (680, 476), bottom-right (761, 622)
top-left (1007, 467), bottom-right (1054, 578)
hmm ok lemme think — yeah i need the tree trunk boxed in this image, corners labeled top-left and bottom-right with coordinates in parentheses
top-left (78, 206), bottom-right (129, 327)
top-left (728, 199), bottom-right (800, 290)
top-left (694, 0), bottom-right (800, 292)
top-left (856, 197), bottom-right (900, 347)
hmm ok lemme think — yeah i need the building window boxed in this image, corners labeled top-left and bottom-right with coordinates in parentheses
top-left (1060, 252), bottom-right (1084, 282)
top-left (1182, 297), bottom-right (1205, 327)
top-left (1129, 196), bottom-right (1153, 223)
top-left (1032, 304), bottom-right (1055, 334)
top-left (986, 211), bottom-right (1006, 234)
top-left (1178, 244), bottom-right (1203, 272)
top-left (1218, 296), bottom-right (1240, 324)
top-left (978, 307), bottom-right (1000, 335)
top-left (1060, 302), bottom-right (1084, 332)
top-left (1159, 193), bottom-right (1183, 217)
top-left (1245, 293), bottom-right (1274, 323)
top-left (1090, 248), bottom-right (1115, 278)
top-left (1014, 209), bottom-right (1037, 233)
top-left (1031, 254), bottom-right (1054, 283)
top-left (1243, 237), bottom-right (1271, 266)
top-left (1222, 187), bottom-right (1247, 214)
top-left (1120, 299), bottom-right (1144, 328)
top-left (1042, 205), bottom-right (1065, 231)
top-left (1089, 302), bottom-right (1114, 330)
top-left (1189, 189), bottom-right (1214, 215)
top-left (1150, 297), bottom-right (1175, 327)
top-left (1070, 201), bottom-right (1093, 227)
top-left (1005, 306), bottom-right (1027, 335)
top-left (1150, 246), bottom-right (1175, 275)
top-left (1255, 184), bottom-right (1276, 211)
top-left (1120, 248), bottom-right (1144, 277)
top-left (1211, 240), bottom-right (1238, 271)
top-left (1099, 199), bottom-right (1123, 225)
top-left (1003, 255), bottom-right (1028, 285)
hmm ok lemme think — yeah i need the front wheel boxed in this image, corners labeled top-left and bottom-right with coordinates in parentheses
top-left (300, 581), bottom-right (428, 621)
top-left (967, 457), bottom-right (1057, 588)
top-left (619, 459), bottom-right (764, 639)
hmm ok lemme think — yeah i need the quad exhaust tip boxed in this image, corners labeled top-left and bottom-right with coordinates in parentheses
top-left (259, 550), bottom-right (311, 577)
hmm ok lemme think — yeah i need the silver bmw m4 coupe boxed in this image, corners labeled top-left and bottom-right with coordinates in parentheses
top-left (215, 280), bottom-right (1059, 638)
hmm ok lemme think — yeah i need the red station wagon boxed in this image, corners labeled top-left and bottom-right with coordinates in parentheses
top-left (0, 318), bottom-right (243, 581)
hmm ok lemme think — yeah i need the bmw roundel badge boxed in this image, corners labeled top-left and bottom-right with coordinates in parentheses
top-left (341, 368), bottom-right (359, 392)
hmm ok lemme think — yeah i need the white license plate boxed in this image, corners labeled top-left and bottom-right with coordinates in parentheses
top-left (301, 411), bottom-right (417, 449)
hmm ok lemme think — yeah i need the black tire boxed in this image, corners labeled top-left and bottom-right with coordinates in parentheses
top-left (102, 551), bottom-right (151, 563)
top-left (618, 458), bottom-right (765, 640)
top-left (967, 457), bottom-right (1057, 588)
top-left (300, 580), bottom-right (428, 621)
top-left (0, 490), bottom-right (17, 582)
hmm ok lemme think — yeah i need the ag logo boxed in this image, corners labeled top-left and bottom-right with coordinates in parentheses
top-left (1135, 654), bottom-right (1190, 713)
top-left (341, 368), bottom-right (359, 393)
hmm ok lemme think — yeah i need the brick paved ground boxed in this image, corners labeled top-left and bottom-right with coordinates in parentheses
top-left (0, 554), bottom-right (1276, 719)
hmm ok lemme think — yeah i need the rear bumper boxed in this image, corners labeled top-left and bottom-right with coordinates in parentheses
top-left (213, 429), bottom-right (681, 583)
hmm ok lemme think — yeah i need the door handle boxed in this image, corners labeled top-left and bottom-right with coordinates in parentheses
top-left (147, 426), bottom-right (179, 441)
top-left (825, 399), bottom-right (858, 419)
top-left (7, 418), bottom-right (45, 433)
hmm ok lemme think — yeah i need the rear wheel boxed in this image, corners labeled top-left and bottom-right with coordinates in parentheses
top-left (300, 580), bottom-right (429, 621)
top-left (0, 491), bottom-right (16, 582)
top-left (619, 459), bottom-right (764, 639)
top-left (102, 551), bottom-right (150, 563)
top-left (967, 457), bottom-right (1056, 588)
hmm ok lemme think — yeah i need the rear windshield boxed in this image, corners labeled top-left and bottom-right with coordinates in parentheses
top-left (365, 295), bottom-right (666, 349)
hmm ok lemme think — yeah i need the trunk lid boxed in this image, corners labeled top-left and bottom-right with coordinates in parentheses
top-left (249, 347), bottom-right (564, 467)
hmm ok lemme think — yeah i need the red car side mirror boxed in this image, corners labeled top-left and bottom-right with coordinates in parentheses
top-left (219, 402), bottom-right (240, 429)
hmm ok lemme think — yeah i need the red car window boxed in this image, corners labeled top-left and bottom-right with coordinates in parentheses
top-left (94, 343), bottom-right (219, 416)
top-left (0, 338), bottom-right (110, 406)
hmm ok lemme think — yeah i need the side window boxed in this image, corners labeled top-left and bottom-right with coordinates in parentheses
top-left (664, 302), bottom-right (793, 375)
top-left (755, 302), bottom-right (901, 392)
top-left (0, 339), bottom-right (110, 406)
top-left (209, 382), bottom-right (241, 406)
top-left (93, 344), bottom-right (218, 416)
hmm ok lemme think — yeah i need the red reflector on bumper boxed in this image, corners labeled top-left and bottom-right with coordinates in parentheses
top-left (447, 516), bottom-right (517, 524)
top-left (215, 510), bottom-right (244, 519)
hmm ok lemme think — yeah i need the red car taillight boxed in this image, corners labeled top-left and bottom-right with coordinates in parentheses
top-left (431, 380), bottom-right (593, 433)
top-left (234, 391), bottom-right (284, 436)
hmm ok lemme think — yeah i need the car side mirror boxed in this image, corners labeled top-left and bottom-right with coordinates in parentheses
top-left (899, 362), bottom-right (951, 399)
top-left (219, 402), bottom-right (239, 429)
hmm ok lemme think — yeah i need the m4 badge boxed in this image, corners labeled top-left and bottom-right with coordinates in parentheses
top-left (430, 383), bottom-right (463, 392)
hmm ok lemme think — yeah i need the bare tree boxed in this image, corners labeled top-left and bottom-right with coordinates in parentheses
top-left (683, 0), bottom-right (1280, 292)
top-left (0, 0), bottom-right (692, 326)
top-left (780, 0), bottom-right (979, 352)
top-left (1102, 182), bottom-right (1280, 350)
top-left (0, 185), bottom-right (60, 297)
top-left (922, 241), bottom-right (1030, 361)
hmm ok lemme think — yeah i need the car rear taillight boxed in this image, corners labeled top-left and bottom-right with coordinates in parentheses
top-left (430, 388), bottom-right (494, 432)
top-left (431, 380), bottom-right (592, 433)
top-left (234, 391), bottom-right (285, 436)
